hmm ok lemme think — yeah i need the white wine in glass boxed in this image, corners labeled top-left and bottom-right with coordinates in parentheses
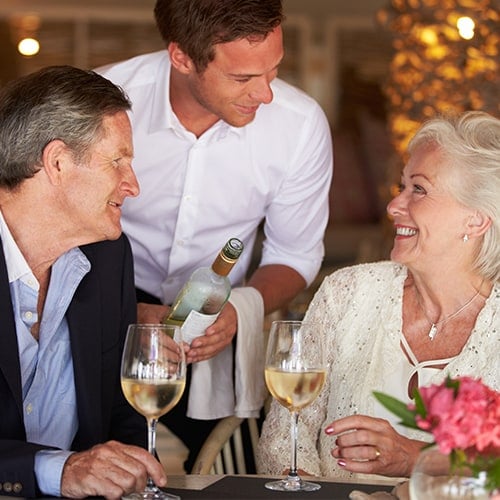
top-left (121, 324), bottom-right (186, 500)
top-left (264, 320), bottom-right (326, 492)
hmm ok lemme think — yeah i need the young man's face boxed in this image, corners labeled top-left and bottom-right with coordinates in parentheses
top-left (185, 26), bottom-right (284, 128)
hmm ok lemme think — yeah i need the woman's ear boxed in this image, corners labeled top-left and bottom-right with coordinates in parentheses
top-left (41, 139), bottom-right (70, 186)
top-left (168, 42), bottom-right (195, 75)
top-left (467, 211), bottom-right (492, 239)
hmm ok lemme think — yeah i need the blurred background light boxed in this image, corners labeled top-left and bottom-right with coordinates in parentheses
top-left (17, 36), bottom-right (40, 56)
top-left (377, 0), bottom-right (500, 159)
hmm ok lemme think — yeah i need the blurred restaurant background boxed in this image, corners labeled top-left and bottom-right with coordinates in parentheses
top-left (0, 0), bottom-right (498, 472)
top-left (0, 0), bottom-right (499, 310)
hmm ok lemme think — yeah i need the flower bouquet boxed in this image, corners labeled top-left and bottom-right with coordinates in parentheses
top-left (373, 376), bottom-right (500, 496)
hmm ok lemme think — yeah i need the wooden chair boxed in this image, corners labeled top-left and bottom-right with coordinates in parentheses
top-left (191, 416), bottom-right (260, 474)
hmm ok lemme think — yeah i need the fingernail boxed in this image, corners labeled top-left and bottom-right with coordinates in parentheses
top-left (325, 426), bottom-right (334, 435)
top-left (338, 460), bottom-right (346, 467)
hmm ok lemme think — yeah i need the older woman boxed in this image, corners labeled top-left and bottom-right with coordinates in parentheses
top-left (257, 111), bottom-right (500, 482)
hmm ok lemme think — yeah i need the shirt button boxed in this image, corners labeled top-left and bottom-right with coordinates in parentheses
top-left (24, 311), bottom-right (33, 320)
top-left (13, 483), bottom-right (22, 494)
top-left (3, 482), bottom-right (12, 493)
top-left (26, 403), bottom-right (33, 414)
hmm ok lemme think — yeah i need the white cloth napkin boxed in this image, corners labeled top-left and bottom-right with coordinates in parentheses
top-left (186, 286), bottom-right (267, 419)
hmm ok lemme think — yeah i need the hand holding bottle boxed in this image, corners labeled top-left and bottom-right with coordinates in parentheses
top-left (184, 301), bottom-right (239, 363)
top-left (137, 302), bottom-right (170, 324)
top-left (164, 238), bottom-right (244, 344)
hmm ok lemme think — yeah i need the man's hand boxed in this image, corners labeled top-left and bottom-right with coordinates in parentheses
top-left (186, 302), bottom-right (238, 363)
top-left (137, 302), bottom-right (169, 324)
top-left (61, 440), bottom-right (167, 499)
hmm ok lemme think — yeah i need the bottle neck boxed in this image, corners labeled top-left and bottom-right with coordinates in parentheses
top-left (211, 251), bottom-right (237, 277)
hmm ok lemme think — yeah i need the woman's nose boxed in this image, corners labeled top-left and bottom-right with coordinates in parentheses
top-left (386, 189), bottom-right (405, 218)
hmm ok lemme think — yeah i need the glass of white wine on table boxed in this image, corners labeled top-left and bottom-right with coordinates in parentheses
top-left (264, 320), bottom-right (326, 492)
top-left (121, 324), bottom-right (186, 500)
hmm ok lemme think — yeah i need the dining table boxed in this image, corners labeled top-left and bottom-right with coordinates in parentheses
top-left (161, 474), bottom-right (408, 499)
top-left (0, 474), bottom-right (408, 499)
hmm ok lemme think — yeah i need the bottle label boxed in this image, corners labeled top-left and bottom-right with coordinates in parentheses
top-left (174, 310), bottom-right (220, 344)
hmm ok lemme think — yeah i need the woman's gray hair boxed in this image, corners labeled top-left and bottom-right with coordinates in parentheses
top-left (0, 65), bottom-right (131, 189)
top-left (408, 111), bottom-right (500, 282)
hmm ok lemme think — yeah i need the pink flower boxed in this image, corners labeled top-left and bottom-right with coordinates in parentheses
top-left (415, 377), bottom-right (500, 457)
top-left (374, 376), bottom-right (500, 493)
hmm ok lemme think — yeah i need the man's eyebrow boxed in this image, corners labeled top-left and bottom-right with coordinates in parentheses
top-left (227, 60), bottom-right (282, 78)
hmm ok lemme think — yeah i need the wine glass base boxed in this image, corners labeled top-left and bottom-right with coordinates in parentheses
top-left (265, 478), bottom-right (321, 492)
top-left (122, 490), bottom-right (180, 500)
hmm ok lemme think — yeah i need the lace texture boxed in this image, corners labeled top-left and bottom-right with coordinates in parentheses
top-left (257, 261), bottom-right (499, 481)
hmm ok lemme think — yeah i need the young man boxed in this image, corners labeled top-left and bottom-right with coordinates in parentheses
top-left (98, 0), bottom-right (333, 470)
top-left (0, 66), bottom-right (167, 498)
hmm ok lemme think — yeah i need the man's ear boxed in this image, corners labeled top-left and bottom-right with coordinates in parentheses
top-left (41, 139), bottom-right (70, 186)
top-left (467, 211), bottom-right (492, 239)
top-left (168, 42), bottom-right (195, 74)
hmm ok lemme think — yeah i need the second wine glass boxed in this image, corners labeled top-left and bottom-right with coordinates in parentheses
top-left (121, 323), bottom-right (186, 500)
top-left (264, 320), bottom-right (326, 492)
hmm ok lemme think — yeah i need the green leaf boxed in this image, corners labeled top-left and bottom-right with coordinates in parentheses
top-left (413, 389), bottom-right (427, 418)
top-left (373, 391), bottom-right (419, 429)
top-left (485, 457), bottom-right (500, 492)
top-left (445, 375), bottom-right (460, 397)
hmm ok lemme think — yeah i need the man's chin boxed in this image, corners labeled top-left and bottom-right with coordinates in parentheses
top-left (104, 226), bottom-right (123, 241)
top-left (228, 114), bottom-right (256, 128)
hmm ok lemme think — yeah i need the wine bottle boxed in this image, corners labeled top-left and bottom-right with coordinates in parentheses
top-left (163, 238), bottom-right (244, 343)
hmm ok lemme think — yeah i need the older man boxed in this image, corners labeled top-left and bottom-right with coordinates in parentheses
top-left (0, 66), bottom-right (166, 498)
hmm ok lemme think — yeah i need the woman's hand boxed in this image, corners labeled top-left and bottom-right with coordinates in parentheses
top-left (325, 414), bottom-right (425, 478)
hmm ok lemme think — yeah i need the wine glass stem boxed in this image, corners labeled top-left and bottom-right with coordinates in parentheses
top-left (288, 411), bottom-right (299, 479)
top-left (148, 417), bottom-right (157, 455)
top-left (146, 417), bottom-right (158, 490)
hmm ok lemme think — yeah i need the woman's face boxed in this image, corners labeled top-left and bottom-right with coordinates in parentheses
top-left (386, 144), bottom-right (473, 273)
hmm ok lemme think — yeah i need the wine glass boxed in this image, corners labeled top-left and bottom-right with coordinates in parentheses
top-left (121, 324), bottom-right (186, 500)
top-left (264, 320), bottom-right (326, 492)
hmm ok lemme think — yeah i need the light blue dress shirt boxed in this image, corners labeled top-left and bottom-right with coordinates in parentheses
top-left (0, 212), bottom-right (90, 496)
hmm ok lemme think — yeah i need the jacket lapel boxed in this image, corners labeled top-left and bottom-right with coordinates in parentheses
top-left (67, 245), bottom-right (104, 448)
top-left (0, 239), bottom-right (24, 420)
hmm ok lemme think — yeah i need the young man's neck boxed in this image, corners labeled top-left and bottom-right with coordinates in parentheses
top-left (169, 70), bottom-right (219, 138)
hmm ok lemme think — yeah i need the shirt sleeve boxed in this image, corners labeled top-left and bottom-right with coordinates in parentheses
top-left (260, 102), bottom-right (333, 287)
top-left (35, 449), bottom-right (73, 496)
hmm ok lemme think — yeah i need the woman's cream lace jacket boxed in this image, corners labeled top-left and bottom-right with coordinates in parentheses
top-left (256, 261), bottom-right (499, 481)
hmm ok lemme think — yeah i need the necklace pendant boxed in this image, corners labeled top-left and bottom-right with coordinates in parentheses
top-left (428, 323), bottom-right (438, 340)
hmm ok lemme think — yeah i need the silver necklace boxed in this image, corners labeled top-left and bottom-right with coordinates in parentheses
top-left (415, 282), bottom-right (484, 340)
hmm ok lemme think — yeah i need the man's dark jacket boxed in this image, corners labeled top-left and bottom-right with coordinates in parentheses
top-left (0, 233), bottom-right (146, 497)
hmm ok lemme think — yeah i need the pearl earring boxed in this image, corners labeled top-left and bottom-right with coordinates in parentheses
top-left (463, 234), bottom-right (469, 242)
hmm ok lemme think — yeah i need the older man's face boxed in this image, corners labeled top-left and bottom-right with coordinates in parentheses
top-left (64, 111), bottom-right (140, 242)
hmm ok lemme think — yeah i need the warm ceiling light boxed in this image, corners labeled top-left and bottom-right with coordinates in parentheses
top-left (18, 37), bottom-right (40, 56)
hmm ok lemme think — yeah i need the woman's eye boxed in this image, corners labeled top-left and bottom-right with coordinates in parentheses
top-left (413, 184), bottom-right (426, 194)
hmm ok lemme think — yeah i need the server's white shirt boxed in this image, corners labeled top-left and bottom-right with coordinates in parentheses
top-left (98, 51), bottom-right (333, 303)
